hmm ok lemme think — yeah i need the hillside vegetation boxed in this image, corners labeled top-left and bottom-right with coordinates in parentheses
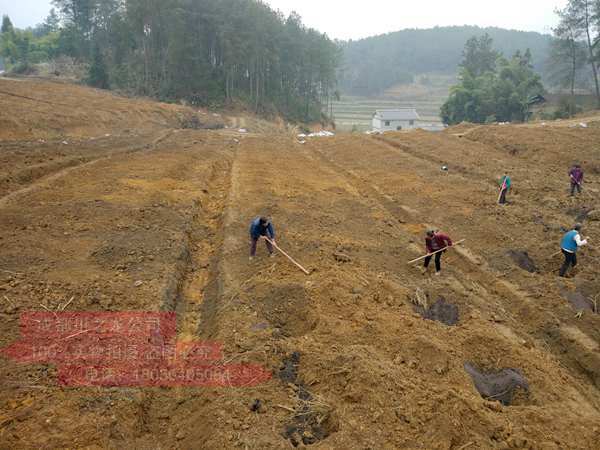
top-left (1, 1), bottom-right (340, 123)
top-left (340, 26), bottom-right (553, 96)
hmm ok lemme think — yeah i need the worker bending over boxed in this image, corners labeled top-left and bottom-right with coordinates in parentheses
top-left (249, 216), bottom-right (276, 260)
top-left (423, 229), bottom-right (453, 275)
top-left (559, 223), bottom-right (588, 277)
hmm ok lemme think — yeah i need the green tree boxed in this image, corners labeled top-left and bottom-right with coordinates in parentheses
top-left (442, 37), bottom-right (544, 125)
top-left (547, 33), bottom-right (587, 100)
top-left (52, 0), bottom-right (97, 58)
top-left (87, 43), bottom-right (109, 88)
top-left (461, 33), bottom-right (500, 77)
top-left (1, 15), bottom-right (14, 34)
top-left (41, 8), bottom-right (61, 35)
top-left (556, 0), bottom-right (600, 106)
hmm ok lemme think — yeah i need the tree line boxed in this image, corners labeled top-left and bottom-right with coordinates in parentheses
top-left (442, 0), bottom-right (600, 125)
top-left (441, 34), bottom-right (545, 125)
top-left (548, 0), bottom-right (600, 110)
top-left (1, 11), bottom-right (62, 72)
top-left (1, 0), bottom-right (341, 123)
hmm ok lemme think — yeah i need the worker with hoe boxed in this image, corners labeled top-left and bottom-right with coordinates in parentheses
top-left (249, 216), bottom-right (276, 260)
top-left (422, 229), bottom-right (453, 275)
top-left (569, 164), bottom-right (584, 196)
top-left (498, 172), bottom-right (512, 205)
top-left (559, 223), bottom-right (588, 277)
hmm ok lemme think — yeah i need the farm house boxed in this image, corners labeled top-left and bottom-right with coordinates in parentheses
top-left (372, 108), bottom-right (420, 132)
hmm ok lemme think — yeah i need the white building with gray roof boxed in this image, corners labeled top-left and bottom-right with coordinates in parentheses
top-left (372, 108), bottom-right (420, 132)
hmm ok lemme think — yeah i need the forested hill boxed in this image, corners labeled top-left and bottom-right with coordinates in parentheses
top-left (340, 26), bottom-right (553, 95)
top-left (1, 0), bottom-right (340, 123)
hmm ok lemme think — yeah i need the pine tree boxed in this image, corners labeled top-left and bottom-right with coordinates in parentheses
top-left (87, 44), bottom-right (109, 89)
top-left (1, 15), bottom-right (14, 35)
top-left (460, 33), bottom-right (500, 78)
top-left (42, 9), bottom-right (61, 34)
top-left (549, 27), bottom-right (588, 99)
top-left (557, 0), bottom-right (600, 106)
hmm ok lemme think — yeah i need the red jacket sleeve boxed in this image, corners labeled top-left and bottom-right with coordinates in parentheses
top-left (438, 233), bottom-right (453, 247)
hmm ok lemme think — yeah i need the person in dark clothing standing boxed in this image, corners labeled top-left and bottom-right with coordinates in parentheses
top-left (559, 223), bottom-right (588, 277)
top-left (249, 216), bottom-right (275, 260)
top-left (569, 164), bottom-right (584, 196)
top-left (423, 229), bottom-right (453, 275)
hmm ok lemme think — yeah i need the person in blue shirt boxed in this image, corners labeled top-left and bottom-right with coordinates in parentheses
top-left (559, 223), bottom-right (588, 277)
top-left (249, 216), bottom-right (275, 260)
top-left (499, 172), bottom-right (512, 205)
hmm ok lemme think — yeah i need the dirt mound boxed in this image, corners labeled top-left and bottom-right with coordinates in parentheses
top-left (0, 78), bottom-right (224, 140)
top-left (464, 363), bottom-right (530, 406)
top-left (253, 284), bottom-right (317, 338)
top-left (445, 122), bottom-right (479, 134)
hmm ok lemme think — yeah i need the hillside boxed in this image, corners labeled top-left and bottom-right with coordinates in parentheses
top-left (340, 26), bottom-right (553, 96)
top-left (0, 80), bottom-right (599, 449)
top-left (0, 78), bottom-right (225, 141)
top-left (333, 73), bottom-right (455, 131)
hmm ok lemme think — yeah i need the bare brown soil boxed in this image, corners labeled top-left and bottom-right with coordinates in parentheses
top-left (1, 79), bottom-right (600, 449)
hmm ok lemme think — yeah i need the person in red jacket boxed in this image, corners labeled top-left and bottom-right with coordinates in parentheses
top-left (569, 164), bottom-right (584, 196)
top-left (423, 229), bottom-right (453, 275)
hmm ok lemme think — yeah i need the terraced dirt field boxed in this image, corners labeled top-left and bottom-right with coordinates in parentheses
top-left (1, 78), bottom-right (599, 449)
top-left (333, 74), bottom-right (454, 131)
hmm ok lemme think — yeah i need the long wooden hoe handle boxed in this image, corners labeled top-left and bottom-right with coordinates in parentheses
top-left (497, 179), bottom-right (507, 204)
top-left (407, 239), bottom-right (467, 265)
top-left (263, 237), bottom-right (310, 275)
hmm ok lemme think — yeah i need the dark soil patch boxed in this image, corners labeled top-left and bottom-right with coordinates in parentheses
top-left (560, 286), bottom-right (595, 312)
top-left (278, 353), bottom-right (337, 447)
top-left (506, 250), bottom-right (538, 273)
top-left (464, 363), bottom-right (529, 406)
top-left (566, 206), bottom-right (592, 222)
top-left (414, 297), bottom-right (459, 326)
top-left (279, 351), bottom-right (301, 384)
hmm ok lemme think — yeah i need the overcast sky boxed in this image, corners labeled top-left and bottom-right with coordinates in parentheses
top-left (1, 0), bottom-right (568, 40)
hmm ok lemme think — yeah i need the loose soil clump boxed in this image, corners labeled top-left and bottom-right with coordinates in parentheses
top-left (256, 284), bottom-right (317, 338)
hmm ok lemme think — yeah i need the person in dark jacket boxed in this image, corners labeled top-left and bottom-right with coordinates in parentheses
top-left (249, 217), bottom-right (275, 260)
top-left (423, 229), bottom-right (453, 275)
top-left (569, 164), bottom-right (584, 196)
top-left (559, 223), bottom-right (588, 277)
